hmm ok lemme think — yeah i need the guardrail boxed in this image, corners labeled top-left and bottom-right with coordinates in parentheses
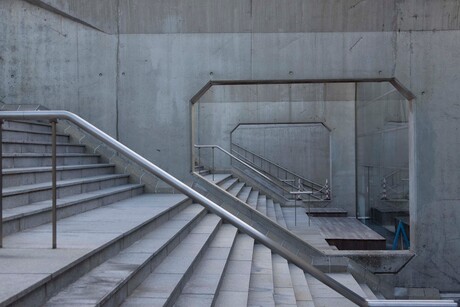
top-left (231, 142), bottom-right (330, 200)
top-left (0, 111), bottom-right (455, 307)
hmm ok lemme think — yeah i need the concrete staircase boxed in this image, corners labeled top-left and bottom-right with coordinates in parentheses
top-left (1, 120), bottom-right (376, 306)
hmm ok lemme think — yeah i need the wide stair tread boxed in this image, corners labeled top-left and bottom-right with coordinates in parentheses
top-left (288, 263), bottom-right (314, 307)
top-left (305, 272), bottom-right (368, 307)
top-left (215, 233), bottom-right (255, 306)
top-left (256, 195), bottom-right (268, 216)
top-left (248, 244), bottom-right (275, 307)
top-left (121, 214), bottom-right (223, 306)
top-left (274, 203), bottom-right (288, 229)
top-left (237, 186), bottom-right (252, 203)
top-left (202, 173), bottom-right (232, 184)
top-left (2, 183), bottom-right (144, 235)
top-left (0, 193), bottom-right (190, 306)
top-left (2, 163), bottom-right (115, 189)
top-left (2, 173), bottom-right (129, 196)
top-left (266, 198), bottom-right (277, 222)
top-left (245, 190), bottom-right (259, 209)
top-left (219, 177), bottom-right (239, 191)
top-left (174, 224), bottom-right (238, 306)
top-left (272, 254), bottom-right (297, 306)
top-left (44, 203), bottom-right (207, 306)
top-left (227, 182), bottom-right (245, 197)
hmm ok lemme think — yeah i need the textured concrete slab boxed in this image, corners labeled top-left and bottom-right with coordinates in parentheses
top-left (0, 193), bottom-right (188, 305)
top-left (214, 290), bottom-right (249, 306)
top-left (174, 294), bottom-right (214, 307)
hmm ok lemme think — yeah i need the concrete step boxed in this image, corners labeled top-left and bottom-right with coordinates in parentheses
top-left (3, 120), bottom-right (52, 133)
top-left (257, 195), bottom-right (268, 216)
top-left (237, 186), bottom-right (252, 203)
top-left (288, 263), bottom-right (314, 307)
top-left (174, 224), bottom-right (238, 306)
top-left (2, 163), bottom-right (115, 188)
top-left (198, 169), bottom-right (210, 176)
top-left (305, 272), bottom-right (368, 307)
top-left (2, 153), bottom-right (100, 168)
top-left (248, 244), bottom-right (275, 307)
top-left (246, 190), bottom-right (259, 209)
top-left (2, 173), bottom-right (130, 209)
top-left (203, 173), bottom-right (232, 184)
top-left (214, 233), bottom-right (255, 306)
top-left (2, 183), bottom-right (144, 237)
top-left (266, 198), bottom-right (277, 222)
top-left (219, 177), bottom-right (239, 191)
top-left (121, 213), bottom-right (222, 306)
top-left (2, 128), bottom-right (70, 143)
top-left (272, 254), bottom-right (297, 306)
top-left (0, 193), bottom-right (191, 307)
top-left (2, 140), bottom-right (86, 154)
top-left (274, 203), bottom-right (288, 229)
top-left (43, 203), bottom-right (207, 307)
top-left (227, 182), bottom-right (245, 197)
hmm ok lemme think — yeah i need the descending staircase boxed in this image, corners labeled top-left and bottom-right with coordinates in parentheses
top-left (0, 118), bottom-right (412, 306)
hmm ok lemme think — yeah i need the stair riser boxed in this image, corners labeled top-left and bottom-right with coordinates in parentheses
top-left (2, 156), bottom-right (100, 168)
top-left (2, 143), bottom-right (86, 154)
top-left (3, 166), bottom-right (115, 188)
top-left (2, 130), bottom-right (69, 143)
top-left (164, 218), bottom-right (222, 307)
top-left (3, 177), bottom-right (130, 209)
top-left (100, 208), bottom-right (209, 307)
top-left (2, 186), bottom-right (144, 237)
top-left (3, 121), bottom-right (52, 133)
top-left (7, 198), bottom-right (194, 307)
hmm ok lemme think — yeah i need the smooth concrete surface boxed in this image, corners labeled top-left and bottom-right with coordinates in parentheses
top-left (2, 0), bottom-right (460, 292)
top-left (356, 82), bottom-right (409, 218)
top-left (196, 83), bottom-right (356, 212)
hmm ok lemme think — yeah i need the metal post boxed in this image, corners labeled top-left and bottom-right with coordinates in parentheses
top-left (198, 147), bottom-right (200, 169)
top-left (212, 146), bottom-right (215, 181)
top-left (51, 119), bottom-right (57, 249)
top-left (0, 120), bottom-right (3, 248)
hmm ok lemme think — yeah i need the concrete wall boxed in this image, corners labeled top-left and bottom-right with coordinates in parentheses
top-left (2, 0), bottom-right (460, 292)
top-left (356, 82), bottom-right (409, 217)
top-left (196, 83), bottom-right (355, 212)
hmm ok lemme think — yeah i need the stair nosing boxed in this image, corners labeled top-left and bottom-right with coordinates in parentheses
top-left (2, 163), bottom-right (115, 175)
top-left (2, 173), bottom-right (130, 196)
top-left (3, 183), bottom-right (144, 222)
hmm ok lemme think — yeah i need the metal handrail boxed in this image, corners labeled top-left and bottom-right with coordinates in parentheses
top-left (231, 142), bottom-right (325, 190)
top-left (0, 111), bottom-right (455, 307)
top-left (194, 144), bottom-right (292, 196)
top-left (230, 148), bottom-right (326, 200)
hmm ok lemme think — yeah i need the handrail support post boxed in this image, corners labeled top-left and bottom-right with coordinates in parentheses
top-left (50, 119), bottom-right (58, 249)
top-left (0, 119), bottom-right (3, 248)
top-left (212, 146), bottom-right (215, 181)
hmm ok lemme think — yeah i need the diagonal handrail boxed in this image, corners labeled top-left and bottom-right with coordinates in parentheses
top-left (195, 144), bottom-right (325, 201)
top-left (230, 143), bottom-right (329, 200)
top-left (231, 142), bottom-right (326, 191)
top-left (194, 144), bottom-right (293, 196)
top-left (0, 111), bottom-right (455, 307)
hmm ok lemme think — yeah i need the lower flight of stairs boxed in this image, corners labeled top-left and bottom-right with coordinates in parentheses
top-left (1, 120), bottom-right (376, 306)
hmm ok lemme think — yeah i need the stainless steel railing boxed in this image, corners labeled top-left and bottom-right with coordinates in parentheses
top-left (0, 111), bottom-right (455, 307)
top-left (194, 144), bottom-right (294, 198)
top-left (231, 142), bottom-right (330, 199)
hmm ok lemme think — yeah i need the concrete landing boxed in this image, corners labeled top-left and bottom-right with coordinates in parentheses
top-left (311, 217), bottom-right (386, 250)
